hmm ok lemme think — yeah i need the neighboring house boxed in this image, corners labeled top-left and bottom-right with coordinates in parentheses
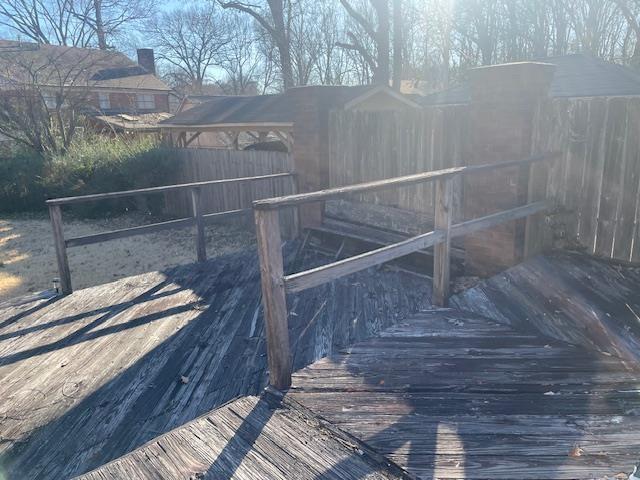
top-left (421, 54), bottom-right (640, 105)
top-left (0, 40), bottom-right (175, 133)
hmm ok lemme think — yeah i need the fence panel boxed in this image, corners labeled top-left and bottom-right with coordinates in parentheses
top-left (330, 98), bottom-right (640, 263)
top-left (165, 148), bottom-right (294, 215)
top-left (328, 107), bottom-right (468, 223)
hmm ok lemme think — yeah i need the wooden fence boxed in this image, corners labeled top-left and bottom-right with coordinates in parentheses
top-left (165, 148), bottom-right (295, 218)
top-left (534, 97), bottom-right (640, 263)
top-left (329, 98), bottom-right (640, 263)
top-left (329, 106), bottom-right (469, 222)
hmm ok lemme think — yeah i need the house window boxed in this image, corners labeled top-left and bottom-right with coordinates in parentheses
top-left (42, 93), bottom-right (57, 109)
top-left (136, 93), bottom-right (155, 110)
top-left (98, 93), bottom-right (110, 110)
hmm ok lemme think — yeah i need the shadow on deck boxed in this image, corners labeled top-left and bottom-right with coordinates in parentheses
top-left (2, 248), bottom-right (640, 479)
top-left (0, 242), bottom-right (429, 479)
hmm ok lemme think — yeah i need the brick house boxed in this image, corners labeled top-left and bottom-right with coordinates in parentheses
top-left (0, 40), bottom-right (176, 132)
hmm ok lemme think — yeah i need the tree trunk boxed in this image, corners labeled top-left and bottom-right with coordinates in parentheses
top-left (93, 0), bottom-right (107, 49)
top-left (268, 0), bottom-right (294, 89)
top-left (373, 0), bottom-right (390, 86)
top-left (392, 0), bottom-right (402, 90)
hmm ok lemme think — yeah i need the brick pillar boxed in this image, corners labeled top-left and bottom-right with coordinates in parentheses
top-left (464, 62), bottom-right (555, 276)
top-left (287, 86), bottom-right (332, 228)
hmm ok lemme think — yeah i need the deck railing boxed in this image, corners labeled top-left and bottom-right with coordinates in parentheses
top-left (252, 153), bottom-right (559, 390)
top-left (47, 172), bottom-right (297, 295)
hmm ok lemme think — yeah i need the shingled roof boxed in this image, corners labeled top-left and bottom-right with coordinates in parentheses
top-left (422, 54), bottom-right (640, 105)
top-left (161, 85), bottom-right (409, 127)
top-left (0, 40), bottom-right (170, 91)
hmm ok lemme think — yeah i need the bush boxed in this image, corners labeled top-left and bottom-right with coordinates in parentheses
top-left (0, 134), bottom-right (179, 216)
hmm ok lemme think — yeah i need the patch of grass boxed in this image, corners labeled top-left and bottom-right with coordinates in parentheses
top-left (0, 134), bottom-right (179, 216)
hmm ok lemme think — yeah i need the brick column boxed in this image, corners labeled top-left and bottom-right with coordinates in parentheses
top-left (464, 62), bottom-right (555, 276)
top-left (287, 86), bottom-right (332, 228)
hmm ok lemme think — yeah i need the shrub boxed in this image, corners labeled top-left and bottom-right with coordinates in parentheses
top-left (0, 134), bottom-right (179, 216)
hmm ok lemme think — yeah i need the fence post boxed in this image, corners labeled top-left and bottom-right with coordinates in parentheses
top-left (432, 177), bottom-right (453, 306)
top-left (254, 207), bottom-right (292, 390)
top-left (290, 174), bottom-right (301, 238)
top-left (48, 204), bottom-right (72, 295)
top-left (524, 158), bottom-right (551, 257)
top-left (191, 187), bottom-right (206, 262)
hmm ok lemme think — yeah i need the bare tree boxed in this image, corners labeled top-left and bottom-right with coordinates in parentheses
top-left (0, 47), bottom-right (97, 153)
top-left (612, 0), bottom-right (640, 64)
top-left (0, 0), bottom-right (93, 46)
top-left (219, 0), bottom-right (295, 90)
top-left (146, 4), bottom-right (229, 93)
top-left (70, 0), bottom-right (156, 49)
top-left (338, 0), bottom-right (391, 85)
top-left (0, 0), bottom-right (155, 49)
top-left (217, 13), bottom-right (262, 94)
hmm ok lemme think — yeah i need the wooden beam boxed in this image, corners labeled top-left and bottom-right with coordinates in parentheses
top-left (254, 154), bottom-right (555, 210)
top-left (184, 131), bottom-right (201, 147)
top-left (524, 160), bottom-right (551, 257)
top-left (191, 187), bottom-right (206, 262)
top-left (47, 173), bottom-right (295, 206)
top-left (48, 205), bottom-right (72, 295)
top-left (432, 178), bottom-right (452, 307)
top-left (66, 217), bottom-right (196, 248)
top-left (254, 209), bottom-right (292, 390)
top-left (65, 209), bottom-right (253, 248)
top-left (451, 201), bottom-right (549, 238)
top-left (283, 201), bottom-right (549, 295)
top-left (284, 230), bottom-right (445, 293)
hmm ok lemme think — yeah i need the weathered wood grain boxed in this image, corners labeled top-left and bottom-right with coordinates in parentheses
top-left (290, 306), bottom-right (640, 479)
top-left (76, 393), bottom-right (410, 480)
top-left (48, 204), bottom-right (72, 295)
top-left (452, 250), bottom-right (640, 365)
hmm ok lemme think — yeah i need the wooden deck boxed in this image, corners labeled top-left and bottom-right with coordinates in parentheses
top-left (453, 251), bottom-right (640, 364)
top-left (0, 245), bottom-right (428, 479)
top-left (289, 309), bottom-right (640, 479)
top-left (77, 392), bottom-right (409, 480)
top-left (3, 246), bottom-right (640, 479)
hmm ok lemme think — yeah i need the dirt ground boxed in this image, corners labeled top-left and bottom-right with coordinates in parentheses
top-left (0, 213), bottom-right (255, 302)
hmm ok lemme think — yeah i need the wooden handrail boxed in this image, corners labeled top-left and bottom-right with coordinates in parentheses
top-left (48, 172), bottom-right (297, 296)
top-left (253, 154), bottom-right (555, 210)
top-left (253, 153), bottom-right (558, 390)
top-left (46, 172), bottom-right (295, 206)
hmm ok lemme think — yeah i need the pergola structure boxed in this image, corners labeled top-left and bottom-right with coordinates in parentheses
top-left (161, 121), bottom-right (294, 150)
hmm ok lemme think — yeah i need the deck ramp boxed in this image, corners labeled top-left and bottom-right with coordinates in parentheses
top-left (289, 309), bottom-right (640, 479)
top-left (452, 251), bottom-right (640, 365)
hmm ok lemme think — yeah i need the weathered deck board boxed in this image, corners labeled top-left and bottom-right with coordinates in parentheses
top-left (289, 310), bottom-right (640, 479)
top-left (0, 244), bottom-right (429, 479)
top-left (77, 393), bottom-right (409, 480)
top-left (451, 251), bottom-right (640, 364)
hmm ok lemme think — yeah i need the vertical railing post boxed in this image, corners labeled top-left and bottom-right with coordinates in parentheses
top-left (432, 177), bottom-right (453, 307)
top-left (48, 204), bottom-right (72, 295)
top-left (524, 157), bottom-right (551, 257)
top-left (290, 174), bottom-right (301, 238)
top-left (254, 207), bottom-right (292, 390)
top-left (191, 187), bottom-right (206, 262)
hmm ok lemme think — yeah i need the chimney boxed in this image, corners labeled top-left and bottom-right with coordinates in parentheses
top-left (137, 48), bottom-right (156, 75)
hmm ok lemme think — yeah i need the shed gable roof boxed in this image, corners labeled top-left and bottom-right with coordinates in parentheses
top-left (162, 85), bottom-right (418, 128)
